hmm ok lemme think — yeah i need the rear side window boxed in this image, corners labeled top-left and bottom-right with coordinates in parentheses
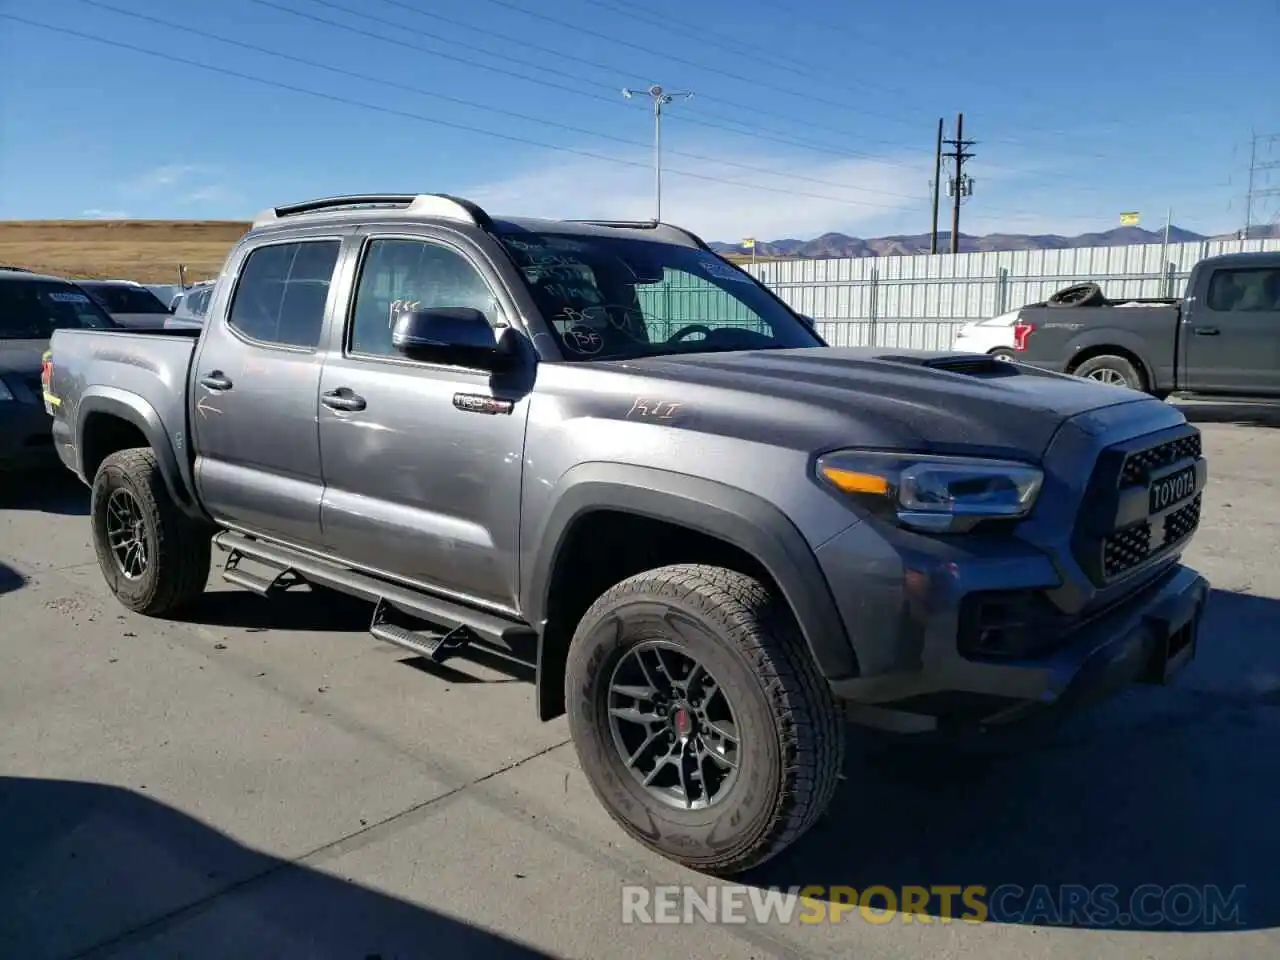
top-left (1206, 267), bottom-right (1280, 313)
top-left (227, 240), bottom-right (341, 347)
top-left (83, 284), bottom-right (170, 314)
top-left (0, 279), bottom-right (117, 338)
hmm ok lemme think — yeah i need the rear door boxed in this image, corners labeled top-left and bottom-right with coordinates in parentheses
top-left (189, 235), bottom-right (346, 548)
top-left (1183, 264), bottom-right (1280, 395)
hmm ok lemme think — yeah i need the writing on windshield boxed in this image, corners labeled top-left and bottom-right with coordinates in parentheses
top-left (496, 232), bottom-right (818, 360)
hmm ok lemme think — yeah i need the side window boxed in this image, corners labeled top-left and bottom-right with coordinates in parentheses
top-left (348, 238), bottom-right (499, 358)
top-left (227, 240), bottom-right (341, 348)
top-left (1206, 268), bottom-right (1280, 313)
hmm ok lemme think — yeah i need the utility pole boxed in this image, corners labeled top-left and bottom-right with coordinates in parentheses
top-left (622, 84), bottom-right (693, 222)
top-left (1243, 130), bottom-right (1280, 240)
top-left (942, 112), bottom-right (976, 255)
top-left (929, 117), bottom-right (943, 254)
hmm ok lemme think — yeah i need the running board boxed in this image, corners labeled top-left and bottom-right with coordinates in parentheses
top-left (212, 531), bottom-right (536, 663)
top-left (370, 598), bottom-right (474, 665)
top-left (222, 549), bottom-right (306, 597)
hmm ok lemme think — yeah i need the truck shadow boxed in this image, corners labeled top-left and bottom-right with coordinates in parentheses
top-left (180, 582), bottom-right (374, 633)
top-left (0, 560), bottom-right (26, 596)
top-left (751, 586), bottom-right (1279, 932)
top-left (0, 776), bottom-right (558, 960)
top-left (0, 467), bottom-right (89, 515)
top-left (1174, 399), bottom-right (1280, 428)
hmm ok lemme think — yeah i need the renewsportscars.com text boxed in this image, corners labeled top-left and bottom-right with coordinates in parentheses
top-left (621, 883), bottom-right (1247, 928)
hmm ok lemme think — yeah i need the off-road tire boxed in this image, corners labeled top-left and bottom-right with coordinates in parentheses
top-left (1071, 354), bottom-right (1148, 392)
top-left (91, 447), bottom-right (211, 616)
top-left (565, 563), bottom-right (845, 876)
top-left (1046, 281), bottom-right (1106, 308)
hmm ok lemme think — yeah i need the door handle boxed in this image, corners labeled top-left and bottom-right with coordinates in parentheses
top-left (1193, 326), bottom-right (1220, 336)
top-left (199, 371), bottom-right (233, 390)
top-left (321, 388), bottom-right (366, 412)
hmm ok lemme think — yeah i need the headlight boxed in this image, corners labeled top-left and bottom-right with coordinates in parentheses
top-left (816, 450), bottom-right (1044, 533)
top-left (0, 378), bottom-right (13, 401)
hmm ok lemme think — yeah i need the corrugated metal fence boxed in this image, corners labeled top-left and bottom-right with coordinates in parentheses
top-left (679, 236), bottom-right (1280, 350)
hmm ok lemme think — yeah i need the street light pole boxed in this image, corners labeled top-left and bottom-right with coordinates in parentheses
top-left (623, 84), bottom-right (693, 222)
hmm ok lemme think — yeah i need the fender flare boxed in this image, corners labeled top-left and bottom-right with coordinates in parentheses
top-left (77, 386), bottom-right (203, 519)
top-left (524, 463), bottom-right (857, 717)
top-left (1063, 328), bottom-right (1162, 391)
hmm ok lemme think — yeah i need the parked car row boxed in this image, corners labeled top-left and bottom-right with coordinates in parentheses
top-left (0, 266), bottom-right (213, 474)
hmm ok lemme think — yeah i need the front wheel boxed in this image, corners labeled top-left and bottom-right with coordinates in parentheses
top-left (91, 448), bottom-right (212, 616)
top-left (565, 564), bottom-right (845, 876)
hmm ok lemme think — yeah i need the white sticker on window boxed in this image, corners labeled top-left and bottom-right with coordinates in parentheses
top-left (48, 291), bottom-right (91, 303)
top-left (700, 258), bottom-right (752, 283)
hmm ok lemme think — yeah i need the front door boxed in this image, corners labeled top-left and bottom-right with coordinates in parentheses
top-left (316, 233), bottom-right (531, 612)
top-left (1183, 263), bottom-right (1280, 395)
top-left (191, 237), bottom-right (343, 548)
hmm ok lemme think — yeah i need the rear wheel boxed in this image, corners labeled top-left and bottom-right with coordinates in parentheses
top-left (989, 347), bottom-right (1016, 361)
top-left (1071, 354), bottom-right (1147, 392)
top-left (91, 448), bottom-right (211, 616)
top-left (565, 563), bottom-right (844, 876)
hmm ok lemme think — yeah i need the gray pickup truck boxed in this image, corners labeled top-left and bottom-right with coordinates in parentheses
top-left (1012, 250), bottom-right (1280, 397)
top-left (46, 193), bottom-right (1210, 875)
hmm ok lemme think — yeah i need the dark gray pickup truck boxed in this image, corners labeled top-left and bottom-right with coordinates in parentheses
top-left (1012, 250), bottom-right (1280, 397)
top-left (46, 193), bottom-right (1210, 876)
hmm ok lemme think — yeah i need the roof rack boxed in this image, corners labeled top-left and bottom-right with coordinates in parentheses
top-left (251, 193), bottom-right (494, 230)
top-left (565, 219), bottom-right (711, 250)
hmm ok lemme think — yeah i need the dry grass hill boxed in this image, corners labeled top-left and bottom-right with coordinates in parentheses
top-left (0, 220), bottom-right (251, 283)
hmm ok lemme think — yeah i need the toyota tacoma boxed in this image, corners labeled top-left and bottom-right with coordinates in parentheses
top-left (44, 194), bottom-right (1210, 876)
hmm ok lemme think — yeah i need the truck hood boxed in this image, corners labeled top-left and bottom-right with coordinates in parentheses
top-left (610, 346), bottom-right (1154, 459)
top-left (0, 339), bottom-right (47, 376)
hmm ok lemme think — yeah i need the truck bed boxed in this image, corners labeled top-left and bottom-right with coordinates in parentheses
top-left (1014, 301), bottom-right (1182, 390)
top-left (46, 327), bottom-right (198, 482)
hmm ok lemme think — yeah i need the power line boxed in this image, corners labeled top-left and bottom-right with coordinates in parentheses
top-left (371, 0), bottom-right (1164, 183)
top-left (267, 1), bottom-right (1132, 199)
top-left (468, 0), bottom-right (921, 129)
top-left (337, 0), bottom-right (932, 166)
top-left (72, 0), bottom-right (926, 206)
top-left (0, 12), bottom-right (923, 212)
top-left (279, 0), bottom-right (928, 168)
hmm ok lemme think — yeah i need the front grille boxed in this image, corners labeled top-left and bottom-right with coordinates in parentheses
top-left (1164, 493), bottom-right (1203, 543)
top-left (1073, 425), bottom-right (1204, 586)
top-left (1101, 493), bottom-right (1202, 580)
top-left (1119, 434), bottom-right (1202, 486)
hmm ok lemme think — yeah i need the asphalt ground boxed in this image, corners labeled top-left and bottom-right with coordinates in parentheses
top-left (2, 399), bottom-right (1278, 959)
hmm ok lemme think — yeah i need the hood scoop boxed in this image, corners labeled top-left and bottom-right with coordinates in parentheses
top-left (877, 352), bottom-right (1022, 378)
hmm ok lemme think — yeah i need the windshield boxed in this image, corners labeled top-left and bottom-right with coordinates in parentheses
top-left (495, 231), bottom-right (822, 360)
top-left (0, 279), bottom-right (118, 338)
top-left (82, 283), bottom-right (171, 315)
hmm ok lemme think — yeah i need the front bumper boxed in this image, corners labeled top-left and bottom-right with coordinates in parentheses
top-left (0, 402), bottom-right (58, 473)
top-left (825, 560), bottom-right (1206, 721)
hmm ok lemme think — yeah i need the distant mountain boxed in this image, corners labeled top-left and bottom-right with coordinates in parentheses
top-left (712, 224), bottom-right (1280, 259)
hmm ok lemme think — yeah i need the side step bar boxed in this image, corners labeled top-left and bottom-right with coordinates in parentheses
top-left (213, 530), bottom-right (536, 667)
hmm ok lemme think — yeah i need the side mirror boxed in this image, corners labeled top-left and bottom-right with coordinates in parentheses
top-left (391, 307), bottom-right (499, 362)
top-left (797, 313), bottom-right (816, 329)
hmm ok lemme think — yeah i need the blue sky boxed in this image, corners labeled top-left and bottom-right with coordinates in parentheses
top-left (1, 0), bottom-right (1277, 241)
